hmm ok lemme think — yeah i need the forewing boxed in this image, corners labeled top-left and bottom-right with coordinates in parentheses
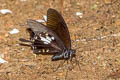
top-left (47, 8), bottom-right (71, 49)
top-left (27, 19), bottom-right (48, 34)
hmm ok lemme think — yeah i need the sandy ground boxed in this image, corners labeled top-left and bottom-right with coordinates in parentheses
top-left (0, 0), bottom-right (120, 80)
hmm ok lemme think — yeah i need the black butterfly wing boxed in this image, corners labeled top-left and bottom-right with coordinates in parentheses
top-left (19, 37), bottom-right (60, 54)
top-left (31, 40), bottom-right (60, 54)
top-left (26, 19), bottom-right (49, 34)
top-left (24, 19), bottom-right (65, 53)
top-left (47, 8), bottom-right (71, 49)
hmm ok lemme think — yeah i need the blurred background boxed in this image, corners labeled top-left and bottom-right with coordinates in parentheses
top-left (0, 0), bottom-right (120, 80)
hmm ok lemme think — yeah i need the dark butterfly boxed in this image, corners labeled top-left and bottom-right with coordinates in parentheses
top-left (19, 8), bottom-right (76, 61)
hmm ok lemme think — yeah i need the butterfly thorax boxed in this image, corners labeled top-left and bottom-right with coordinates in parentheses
top-left (63, 49), bottom-right (76, 59)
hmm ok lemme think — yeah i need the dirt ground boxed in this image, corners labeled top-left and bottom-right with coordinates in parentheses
top-left (0, 0), bottom-right (120, 80)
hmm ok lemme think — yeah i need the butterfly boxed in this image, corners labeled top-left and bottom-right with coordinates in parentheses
top-left (19, 8), bottom-right (76, 61)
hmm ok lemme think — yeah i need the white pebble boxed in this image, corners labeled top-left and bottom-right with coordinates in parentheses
top-left (0, 9), bottom-right (12, 14)
top-left (43, 15), bottom-right (47, 22)
top-left (0, 58), bottom-right (8, 64)
top-left (76, 12), bottom-right (83, 18)
top-left (36, 19), bottom-right (45, 23)
top-left (9, 28), bottom-right (19, 34)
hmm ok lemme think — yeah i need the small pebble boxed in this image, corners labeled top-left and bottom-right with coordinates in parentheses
top-left (0, 58), bottom-right (8, 64)
top-left (0, 9), bottom-right (12, 14)
top-left (9, 28), bottom-right (19, 34)
top-left (76, 12), bottom-right (83, 18)
top-left (36, 19), bottom-right (45, 23)
top-left (43, 15), bottom-right (47, 22)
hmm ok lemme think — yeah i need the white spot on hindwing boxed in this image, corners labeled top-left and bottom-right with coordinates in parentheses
top-left (46, 49), bottom-right (49, 52)
top-left (39, 32), bottom-right (55, 44)
top-left (44, 42), bottom-right (49, 44)
top-left (46, 33), bottom-right (48, 36)
top-left (38, 50), bottom-right (41, 52)
top-left (42, 49), bottom-right (45, 53)
top-left (50, 37), bottom-right (55, 40)
top-left (46, 36), bottom-right (52, 41)
top-left (32, 46), bottom-right (36, 49)
top-left (40, 36), bottom-right (51, 43)
top-left (38, 49), bottom-right (49, 53)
